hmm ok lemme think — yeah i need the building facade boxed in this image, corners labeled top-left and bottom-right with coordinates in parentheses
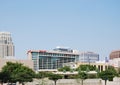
top-left (0, 32), bottom-right (15, 58)
top-left (109, 50), bottom-right (120, 59)
top-left (79, 52), bottom-right (99, 63)
top-left (27, 47), bottom-right (79, 71)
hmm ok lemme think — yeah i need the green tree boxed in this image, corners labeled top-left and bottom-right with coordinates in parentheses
top-left (107, 66), bottom-right (118, 76)
top-left (35, 72), bottom-right (50, 79)
top-left (78, 71), bottom-right (87, 85)
top-left (49, 73), bottom-right (62, 85)
top-left (76, 65), bottom-right (96, 71)
top-left (1, 62), bottom-right (35, 85)
top-left (14, 66), bottom-right (35, 85)
top-left (35, 72), bottom-right (53, 85)
top-left (0, 71), bottom-right (10, 85)
top-left (98, 67), bottom-right (117, 85)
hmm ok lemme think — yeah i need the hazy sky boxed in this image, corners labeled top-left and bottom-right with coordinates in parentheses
top-left (0, 0), bottom-right (120, 60)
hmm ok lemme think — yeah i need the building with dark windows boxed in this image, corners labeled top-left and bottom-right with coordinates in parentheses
top-left (109, 50), bottom-right (120, 59)
top-left (0, 32), bottom-right (15, 58)
top-left (27, 47), bottom-right (79, 71)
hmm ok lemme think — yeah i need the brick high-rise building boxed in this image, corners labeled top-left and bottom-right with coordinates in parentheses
top-left (0, 32), bottom-right (15, 58)
top-left (109, 50), bottom-right (120, 59)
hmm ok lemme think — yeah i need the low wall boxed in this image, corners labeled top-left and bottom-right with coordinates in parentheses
top-left (25, 77), bottom-right (120, 85)
top-left (2, 77), bottom-right (120, 85)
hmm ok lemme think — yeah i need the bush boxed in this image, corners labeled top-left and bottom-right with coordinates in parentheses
top-left (88, 74), bottom-right (97, 79)
top-left (67, 75), bottom-right (78, 79)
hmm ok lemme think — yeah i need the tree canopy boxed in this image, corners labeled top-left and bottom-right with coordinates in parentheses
top-left (49, 73), bottom-right (62, 85)
top-left (99, 66), bottom-right (117, 81)
top-left (77, 71), bottom-right (87, 85)
top-left (35, 71), bottom-right (52, 79)
top-left (0, 71), bottom-right (11, 84)
top-left (0, 62), bottom-right (35, 85)
top-left (98, 66), bottom-right (118, 85)
top-left (76, 65), bottom-right (96, 71)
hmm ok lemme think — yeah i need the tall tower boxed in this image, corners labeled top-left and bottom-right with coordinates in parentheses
top-left (0, 32), bottom-right (15, 58)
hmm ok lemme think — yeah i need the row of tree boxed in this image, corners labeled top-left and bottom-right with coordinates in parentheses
top-left (0, 62), bottom-right (119, 85)
top-left (58, 65), bottom-right (118, 85)
top-left (0, 62), bottom-right (63, 85)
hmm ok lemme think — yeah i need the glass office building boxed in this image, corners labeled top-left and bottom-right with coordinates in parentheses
top-left (79, 52), bottom-right (99, 63)
top-left (27, 47), bottom-right (79, 71)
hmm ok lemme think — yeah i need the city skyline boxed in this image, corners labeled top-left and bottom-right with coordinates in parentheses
top-left (0, 0), bottom-right (120, 60)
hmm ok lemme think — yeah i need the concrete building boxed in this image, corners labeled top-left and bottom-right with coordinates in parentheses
top-left (27, 47), bottom-right (79, 72)
top-left (79, 51), bottom-right (99, 63)
top-left (109, 50), bottom-right (120, 59)
top-left (0, 32), bottom-right (14, 58)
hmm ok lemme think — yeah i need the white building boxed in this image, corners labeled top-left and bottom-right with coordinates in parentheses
top-left (109, 58), bottom-right (120, 68)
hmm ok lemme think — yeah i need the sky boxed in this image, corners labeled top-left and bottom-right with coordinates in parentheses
top-left (0, 0), bottom-right (120, 60)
